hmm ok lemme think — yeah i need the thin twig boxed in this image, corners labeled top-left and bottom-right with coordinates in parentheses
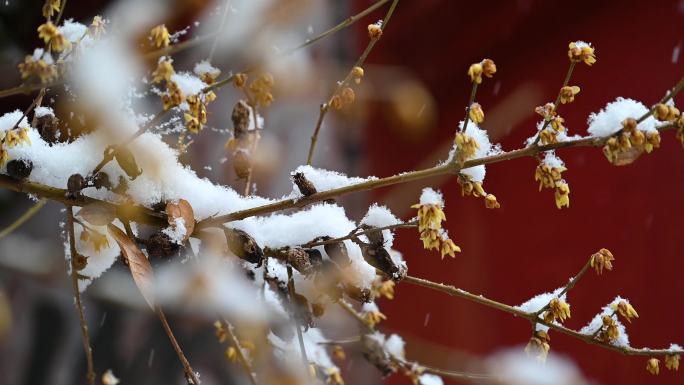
top-left (459, 82), bottom-right (479, 134)
top-left (66, 206), bottom-right (96, 385)
top-left (287, 265), bottom-right (310, 370)
top-left (157, 309), bottom-right (201, 385)
top-left (221, 318), bottom-right (258, 385)
top-left (0, 199), bottom-right (47, 240)
top-left (531, 61), bottom-right (577, 146)
top-left (401, 274), bottom-right (684, 357)
top-left (302, 221), bottom-right (416, 248)
top-left (305, 0), bottom-right (400, 165)
top-left (533, 257), bottom-right (592, 317)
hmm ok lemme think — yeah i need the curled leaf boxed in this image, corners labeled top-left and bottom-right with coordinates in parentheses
top-left (165, 199), bottom-right (195, 242)
top-left (78, 202), bottom-right (116, 226)
top-left (107, 224), bottom-right (156, 310)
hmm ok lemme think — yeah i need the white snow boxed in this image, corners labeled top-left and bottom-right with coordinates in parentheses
top-left (34, 106), bottom-right (54, 118)
top-left (419, 373), bottom-right (444, 385)
top-left (170, 72), bottom-right (207, 96)
top-left (59, 19), bottom-right (88, 42)
top-left (587, 97), bottom-right (658, 137)
top-left (516, 286), bottom-right (568, 332)
top-left (193, 60), bottom-right (220, 78)
top-left (269, 328), bottom-right (338, 371)
top-left (418, 187), bottom-right (444, 206)
top-left (361, 204), bottom-right (402, 247)
top-left (542, 151), bottom-right (565, 169)
top-left (486, 348), bottom-right (587, 385)
top-left (384, 334), bottom-right (406, 359)
top-left (579, 296), bottom-right (630, 348)
top-left (291, 165), bottom-right (376, 195)
top-left (161, 217), bottom-right (187, 244)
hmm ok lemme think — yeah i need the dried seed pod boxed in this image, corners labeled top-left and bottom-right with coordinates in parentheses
top-left (323, 239), bottom-right (351, 267)
top-left (35, 114), bottom-right (60, 144)
top-left (285, 247), bottom-right (313, 275)
top-left (233, 149), bottom-right (252, 179)
top-left (113, 147), bottom-right (142, 179)
top-left (360, 225), bottom-right (385, 247)
top-left (224, 228), bottom-right (264, 266)
top-left (67, 173), bottom-right (86, 195)
top-left (6, 159), bottom-right (33, 180)
top-left (231, 100), bottom-right (251, 139)
top-left (362, 244), bottom-right (402, 279)
top-left (146, 231), bottom-right (180, 258)
top-left (292, 172), bottom-right (317, 196)
top-left (362, 334), bottom-right (395, 377)
top-left (73, 253), bottom-right (88, 271)
top-left (292, 292), bottom-right (314, 329)
top-left (92, 171), bottom-right (111, 190)
top-left (344, 284), bottom-right (372, 303)
top-left (304, 248), bottom-right (323, 269)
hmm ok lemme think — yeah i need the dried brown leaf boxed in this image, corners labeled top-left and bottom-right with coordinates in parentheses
top-left (107, 224), bottom-right (156, 310)
top-left (78, 202), bottom-right (116, 226)
top-left (165, 199), bottom-right (195, 242)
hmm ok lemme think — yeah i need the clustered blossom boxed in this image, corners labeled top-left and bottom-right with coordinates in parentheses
top-left (534, 152), bottom-right (570, 209)
top-left (543, 298), bottom-right (571, 324)
top-left (603, 117), bottom-right (661, 165)
top-left (525, 330), bottom-right (551, 362)
top-left (559, 85), bottom-right (580, 104)
top-left (453, 132), bottom-right (479, 163)
top-left (469, 103), bottom-right (484, 124)
top-left (590, 248), bottom-right (614, 274)
top-left (534, 103), bottom-right (566, 145)
top-left (38, 21), bottom-right (70, 52)
top-left (19, 55), bottom-right (58, 83)
top-left (467, 58), bottom-right (496, 84)
top-left (567, 41), bottom-right (596, 66)
top-left (411, 188), bottom-right (461, 258)
top-left (330, 67), bottom-right (364, 111)
top-left (42, 0), bottom-right (61, 19)
top-left (0, 126), bottom-right (31, 166)
top-left (614, 300), bottom-right (639, 323)
top-left (149, 24), bottom-right (170, 48)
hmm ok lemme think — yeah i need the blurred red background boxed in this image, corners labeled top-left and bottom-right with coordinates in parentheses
top-left (360, 0), bottom-right (684, 384)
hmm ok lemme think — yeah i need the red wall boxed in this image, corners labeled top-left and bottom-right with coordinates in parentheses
top-left (359, 0), bottom-right (684, 383)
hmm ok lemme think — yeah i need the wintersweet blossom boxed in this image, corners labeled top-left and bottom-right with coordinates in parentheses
top-left (149, 24), bottom-right (170, 48)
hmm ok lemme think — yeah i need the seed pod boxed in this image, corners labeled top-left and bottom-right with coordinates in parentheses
top-left (224, 228), bottom-right (264, 266)
top-left (361, 244), bottom-right (402, 279)
top-left (292, 172), bottom-right (317, 196)
top-left (92, 172), bottom-right (112, 190)
top-left (73, 253), bottom-right (88, 271)
top-left (323, 239), bottom-right (351, 267)
top-left (146, 231), bottom-right (180, 258)
top-left (292, 292), bottom-right (314, 329)
top-left (361, 225), bottom-right (385, 247)
top-left (344, 284), bottom-right (372, 303)
top-left (6, 159), bottom-right (33, 180)
top-left (67, 173), bottom-right (86, 195)
top-left (113, 147), bottom-right (142, 179)
top-left (35, 114), bottom-right (60, 144)
top-left (304, 248), bottom-right (323, 269)
top-left (231, 100), bottom-right (251, 139)
top-left (362, 334), bottom-right (395, 377)
top-left (233, 149), bottom-right (252, 179)
top-left (285, 247), bottom-right (313, 275)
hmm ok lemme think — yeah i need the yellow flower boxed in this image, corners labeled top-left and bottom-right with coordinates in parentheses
top-left (590, 248), bottom-right (614, 275)
top-left (149, 24), bottom-right (170, 48)
top-left (568, 41), bottom-right (596, 66)
top-left (161, 81), bottom-right (184, 110)
top-left (653, 103), bottom-right (680, 122)
top-left (341, 87), bottom-right (355, 105)
top-left (534, 163), bottom-right (566, 191)
top-left (418, 229), bottom-right (441, 251)
top-left (524, 331), bottom-right (551, 362)
top-left (543, 298), bottom-right (571, 323)
top-left (214, 320), bottom-right (227, 342)
top-left (644, 131), bottom-right (661, 153)
top-left (484, 194), bottom-right (500, 209)
top-left (482, 59), bottom-right (497, 78)
top-left (89, 15), bottom-right (106, 38)
top-left (367, 23), bottom-right (383, 39)
top-left (332, 345), bottom-right (346, 361)
top-left (411, 202), bottom-right (446, 232)
top-left (539, 129), bottom-right (557, 145)
top-left (598, 315), bottom-right (619, 342)
top-left (224, 346), bottom-right (237, 362)
top-left (559, 86), bottom-right (580, 104)
top-left (457, 175), bottom-right (486, 197)
top-left (326, 367), bottom-right (345, 385)
top-left (19, 56), bottom-right (58, 83)
top-left (42, 0), bottom-right (61, 19)
top-left (469, 103), bottom-right (484, 124)
top-left (372, 278), bottom-right (395, 300)
top-left (37, 22), bottom-right (70, 52)
top-left (352, 66), bottom-right (364, 84)
top-left (454, 132), bottom-right (479, 163)
top-left (550, 116), bottom-right (565, 132)
top-left (467, 62), bottom-right (483, 84)
top-left (233, 73), bottom-right (247, 88)
top-left (249, 73), bottom-right (275, 107)
top-left (184, 113), bottom-right (201, 134)
top-left (0, 148), bottom-right (8, 166)
top-left (646, 358), bottom-right (660, 375)
top-left (4, 130), bottom-right (21, 148)
top-left (614, 300), bottom-right (639, 323)
top-left (535, 102), bottom-right (556, 120)
top-left (363, 308), bottom-right (387, 327)
top-left (152, 58), bottom-right (174, 83)
top-left (554, 181), bottom-right (570, 209)
top-left (665, 354), bottom-right (680, 371)
top-left (440, 237), bottom-right (461, 259)
top-left (17, 127), bottom-right (31, 145)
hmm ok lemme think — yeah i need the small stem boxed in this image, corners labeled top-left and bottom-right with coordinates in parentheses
top-left (533, 257), bottom-right (592, 317)
top-left (66, 206), bottom-right (96, 385)
top-left (55, 0), bottom-right (68, 25)
top-left (221, 319), bottom-right (258, 385)
top-left (532, 61), bottom-right (577, 146)
top-left (305, 0), bottom-right (400, 165)
top-left (0, 199), bottom-right (47, 240)
top-left (301, 221), bottom-right (416, 248)
top-left (157, 309), bottom-right (201, 385)
top-left (459, 82), bottom-right (479, 134)
top-left (286, 266), bottom-right (309, 370)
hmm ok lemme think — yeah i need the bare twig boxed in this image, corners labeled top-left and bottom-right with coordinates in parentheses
top-left (157, 309), bottom-right (201, 385)
top-left (221, 318), bottom-right (258, 385)
top-left (66, 206), bottom-right (96, 385)
top-left (531, 61), bottom-right (577, 146)
top-left (305, 0), bottom-right (400, 165)
top-left (0, 199), bottom-right (47, 240)
top-left (286, 265), bottom-right (310, 370)
top-left (533, 257), bottom-right (592, 317)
